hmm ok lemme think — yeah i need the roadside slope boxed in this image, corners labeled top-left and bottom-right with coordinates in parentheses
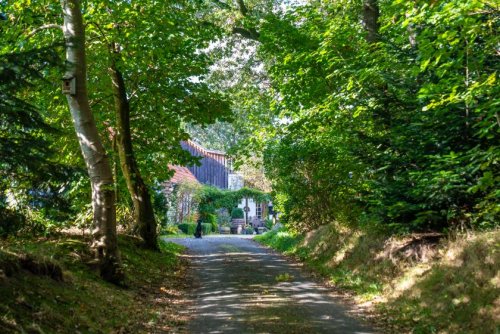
top-left (256, 226), bottom-right (499, 333)
top-left (0, 234), bottom-right (189, 333)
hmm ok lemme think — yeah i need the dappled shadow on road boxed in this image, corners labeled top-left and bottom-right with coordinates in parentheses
top-left (169, 237), bottom-right (376, 334)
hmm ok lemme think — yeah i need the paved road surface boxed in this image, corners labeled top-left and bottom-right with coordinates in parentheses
top-left (167, 235), bottom-right (377, 334)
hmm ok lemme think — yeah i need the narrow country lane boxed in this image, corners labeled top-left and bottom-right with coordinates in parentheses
top-left (167, 235), bottom-right (377, 334)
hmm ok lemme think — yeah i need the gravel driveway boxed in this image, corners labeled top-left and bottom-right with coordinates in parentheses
top-left (167, 235), bottom-right (377, 334)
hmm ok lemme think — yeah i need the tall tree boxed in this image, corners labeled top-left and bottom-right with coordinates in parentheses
top-left (60, 0), bottom-right (122, 282)
top-left (109, 57), bottom-right (158, 250)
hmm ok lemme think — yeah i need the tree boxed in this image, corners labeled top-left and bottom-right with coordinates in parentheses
top-left (81, 0), bottom-right (231, 248)
top-left (109, 59), bottom-right (158, 250)
top-left (215, 0), bottom-right (499, 233)
top-left (60, 0), bottom-right (122, 282)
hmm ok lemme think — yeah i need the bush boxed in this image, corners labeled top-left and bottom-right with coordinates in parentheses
top-left (162, 224), bottom-right (180, 235)
top-left (217, 209), bottom-right (231, 227)
top-left (0, 208), bottom-right (25, 237)
top-left (231, 207), bottom-right (244, 219)
top-left (198, 213), bottom-right (218, 232)
top-left (265, 218), bottom-right (273, 230)
top-left (177, 223), bottom-right (197, 235)
top-left (201, 223), bottom-right (212, 235)
top-left (207, 214), bottom-right (218, 232)
top-left (255, 228), bottom-right (304, 255)
top-left (178, 222), bottom-right (212, 235)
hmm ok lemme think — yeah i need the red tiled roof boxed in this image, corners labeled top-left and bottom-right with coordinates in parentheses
top-left (168, 165), bottom-right (199, 184)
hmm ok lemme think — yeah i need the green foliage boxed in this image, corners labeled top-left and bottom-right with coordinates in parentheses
top-left (0, 44), bottom-right (78, 235)
top-left (0, 209), bottom-right (25, 237)
top-left (206, 214), bottom-right (218, 232)
top-left (217, 209), bottom-right (231, 227)
top-left (197, 185), bottom-right (270, 223)
top-left (255, 228), bottom-right (303, 255)
top-left (151, 185), bottom-right (169, 228)
top-left (274, 273), bottom-right (294, 282)
top-left (201, 223), bottom-right (212, 235)
top-left (231, 207), bottom-right (244, 219)
top-left (161, 224), bottom-right (181, 235)
top-left (177, 223), bottom-right (197, 235)
top-left (264, 218), bottom-right (273, 230)
top-left (177, 222), bottom-right (211, 235)
top-left (235, 0), bottom-right (500, 233)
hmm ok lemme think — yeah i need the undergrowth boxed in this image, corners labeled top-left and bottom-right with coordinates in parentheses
top-left (255, 227), bottom-right (499, 334)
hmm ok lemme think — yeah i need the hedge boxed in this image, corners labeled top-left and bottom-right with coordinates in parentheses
top-left (178, 223), bottom-right (197, 235)
top-left (231, 207), bottom-right (244, 219)
top-left (178, 223), bottom-right (212, 235)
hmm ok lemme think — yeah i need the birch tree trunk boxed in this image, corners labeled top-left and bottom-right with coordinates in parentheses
top-left (60, 0), bottom-right (123, 282)
top-left (109, 61), bottom-right (158, 250)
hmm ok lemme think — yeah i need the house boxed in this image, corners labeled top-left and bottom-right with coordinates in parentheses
top-left (166, 140), bottom-right (272, 226)
top-left (180, 140), bottom-right (229, 189)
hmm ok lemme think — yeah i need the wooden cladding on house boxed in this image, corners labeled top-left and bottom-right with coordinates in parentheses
top-left (181, 140), bottom-right (229, 189)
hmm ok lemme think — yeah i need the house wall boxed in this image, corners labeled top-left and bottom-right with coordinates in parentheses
top-left (181, 141), bottom-right (229, 189)
top-left (238, 198), bottom-right (257, 221)
top-left (237, 199), bottom-right (271, 223)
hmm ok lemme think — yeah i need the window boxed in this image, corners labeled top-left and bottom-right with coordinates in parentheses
top-left (256, 204), bottom-right (262, 219)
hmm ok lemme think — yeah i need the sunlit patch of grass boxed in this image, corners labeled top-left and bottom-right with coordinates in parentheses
top-left (255, 230), bottom-right (304, 256)
top-left (274, 273), bottom-right (294, 282)
top-left (381, 231), bottom-right (500, 334)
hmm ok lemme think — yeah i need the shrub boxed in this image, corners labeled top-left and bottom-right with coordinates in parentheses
top-left (217, 209), bottom-right (231, 227)
top-left (207, 214), bottom-right (218, 232)
top-left (162, 224), bottom-right (179, 235)
top-left (201, 223), bottom-right (212, 235)
top-left (0, 208), bottom-right (25, 237)
top-left (231, 207), bottom-right (244, 219)
top-left (265, 218), bottom-right (273, 230)
top-left (177, 223), bottom-right (197, 235)
top-left (198, 213), bottom-right (218, 232)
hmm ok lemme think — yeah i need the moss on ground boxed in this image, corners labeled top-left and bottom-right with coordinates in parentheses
top-left (256, 227), bottom-right (500, 334)
top-left (0, 234), bottom-right (189, 333)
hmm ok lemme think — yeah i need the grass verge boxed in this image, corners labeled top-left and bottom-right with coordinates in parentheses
top-left (256, 226), bottom-right (499, 334)
top-left (0, 234), bottom-right (189, 333)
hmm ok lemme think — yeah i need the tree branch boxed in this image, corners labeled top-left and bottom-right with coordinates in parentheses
top-left (232, 27), bottom-right (260, 42)
top-left (26, 24), bottom-right (62, 38)
top-left (212, 0), bottom-right (232, 10)
top-left (237, 0), bottom-right (249, 16)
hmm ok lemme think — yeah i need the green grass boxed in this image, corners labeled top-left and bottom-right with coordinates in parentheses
top-left (0, 234), bottom-right (187, 333)
top-left (255, 229), bottom-right (304, 256)
top-left (162, 233), bottom-right (190, 238)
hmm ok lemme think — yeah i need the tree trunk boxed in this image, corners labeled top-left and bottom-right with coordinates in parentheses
top-left (363, 0), bottom-right (380, 43)
top-left (108, 62), bottom-right (158, 250)
top-left (60, 0), bottom-right (123, 283)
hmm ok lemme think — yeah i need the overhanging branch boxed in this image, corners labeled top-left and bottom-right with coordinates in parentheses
top-left (232, 27), bottom-right (260, 42)
top-left (26, 24), bottom-right (62, 38)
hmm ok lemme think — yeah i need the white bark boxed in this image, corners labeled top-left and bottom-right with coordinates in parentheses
top-left (60, 0), bottom-right (122, 282)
